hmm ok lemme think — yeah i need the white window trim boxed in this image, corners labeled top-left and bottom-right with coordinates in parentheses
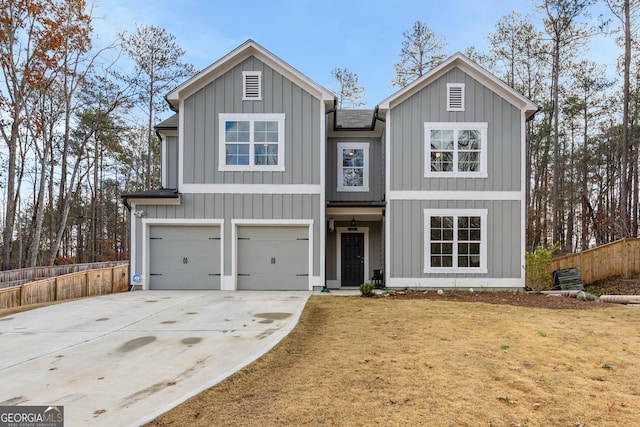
top-left (337, 142), bottom-right (369, 192)
top-left (423, 208), bottom-right (488, 274)
top-left (424, 122), bottom-right (488, 178)
top-left (218, 113), bottom-right (285, 172)
top-left (447, 83), bottom-right (465, 111)
top-left (242, 71), bottom-right (262, 101)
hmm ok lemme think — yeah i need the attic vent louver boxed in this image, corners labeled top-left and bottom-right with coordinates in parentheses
top-left (447, 83), bottom-right (465, 111)
top-left (243, 71), bottom-right (262, 100)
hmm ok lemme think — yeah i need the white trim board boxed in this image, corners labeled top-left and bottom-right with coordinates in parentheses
top-left (387, 277), bottom-right (525, 289)
top-left (179, 184), bottom-right (322, 194)
top-left (389, 191), bottom-right (523, 201)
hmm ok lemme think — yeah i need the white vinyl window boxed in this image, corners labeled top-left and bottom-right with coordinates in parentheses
top-left (424, 209), bottom-right (488, 273)
top-left (424, 122), bottom-right (488, 178)
top-left (337, 142), bottom-right (369, 192)
top-left (447, 83), bottom-right (465, 111)
top-left (242, 71), bottom-right (262, 100)
top-left (218, 113), bottom-right (285, 171)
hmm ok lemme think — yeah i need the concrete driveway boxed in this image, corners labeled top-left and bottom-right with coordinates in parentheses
top-left (0, 290), bottom-right (310, 426)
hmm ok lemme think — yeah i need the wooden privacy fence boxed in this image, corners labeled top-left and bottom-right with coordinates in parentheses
top-left (0, 261), bottom-right (128, 289)
top-left (549, 238), bottom-right (640, 284)
top-left (0, 264), bottom-right (129, 310)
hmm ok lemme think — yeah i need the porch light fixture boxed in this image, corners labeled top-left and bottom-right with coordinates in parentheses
top-left (350, 217), bottom-right (357, 227)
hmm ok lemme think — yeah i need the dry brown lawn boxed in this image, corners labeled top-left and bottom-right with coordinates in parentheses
top-left (146, 295), bottom-right (640, 426)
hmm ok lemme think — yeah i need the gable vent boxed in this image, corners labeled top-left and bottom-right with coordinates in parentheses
top-left (447, 83), bottom-right (465, 111)
top-left (243, 71), bottom-right (262, 101)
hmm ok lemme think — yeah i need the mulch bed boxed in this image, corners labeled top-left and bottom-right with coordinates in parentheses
top-left (377, 276), bottom-right (640, 310)
top-left (383, 290), bottom-right (602, 309)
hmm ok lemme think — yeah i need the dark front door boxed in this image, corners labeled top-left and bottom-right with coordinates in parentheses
top-left (341, 233), bottom-right (364, 286)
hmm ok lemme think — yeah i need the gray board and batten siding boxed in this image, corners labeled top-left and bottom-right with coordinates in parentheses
top-left (389, 200), bottom-right (522, 280)
top-left (133, 193), bottom-right (322, 288)
top-left (389, 68), bottom-right (523, 193)
top-left (164, 134), bottom-right (178, 189)
top-left (325, 220), bottom-right (384, 283)
top-left (386, 66), bottom-right (525, 287)
top-left (326, 136), bottom-right (385, 202)
top-left (181, 56), bottom-right (322, 186)
top-left (136, 50), bottom-right (327, 291)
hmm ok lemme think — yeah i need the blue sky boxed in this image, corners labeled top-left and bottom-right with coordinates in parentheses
top-left (92, 0), bottom-right (620, 109)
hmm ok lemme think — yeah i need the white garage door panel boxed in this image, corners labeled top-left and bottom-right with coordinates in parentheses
top-left (149, 226), bottom-right (221, 290)
top-left (237, 226), bottom-right (309, 291)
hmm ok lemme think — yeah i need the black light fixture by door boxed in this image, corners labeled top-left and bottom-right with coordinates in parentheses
top-left (350, 216), bottom-right (357, 227)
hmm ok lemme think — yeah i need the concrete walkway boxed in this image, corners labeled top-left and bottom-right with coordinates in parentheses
top-left (0, 290), bottom-right (310, 426)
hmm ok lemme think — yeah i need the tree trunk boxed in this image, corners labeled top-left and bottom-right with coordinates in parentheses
top-left (552, 41), bottom-right (562, 245)
top-left (620, 0), bottom-right (631, 237)
top-left (1, 127), bottom-right (18, 270)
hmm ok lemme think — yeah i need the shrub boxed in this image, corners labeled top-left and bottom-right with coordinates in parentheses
top-left (359, 281), bottom-right (375, 297)
top-left (524, 244), bottom-right (559, 292)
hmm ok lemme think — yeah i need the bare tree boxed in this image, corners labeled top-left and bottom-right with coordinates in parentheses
top-left (0, 0), bottom-right (93, 269)
top-left (537, 0), bottom-right (597, 248)
top-left (331, 68), bottom-right (366, 109)
top-left (605, 0), bottom-right (638, 237)
top-left (118, 25), bottom-right (195, 189)
top-left (391, 21), bottom-right (447, 88)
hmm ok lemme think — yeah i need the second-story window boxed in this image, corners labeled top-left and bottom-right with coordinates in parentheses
top-left (219, 113), bottom-right (285, 171)
top-left (424, 122), bottom-right (488, 178)
top-left (337, 142), bottom-right (369, 192)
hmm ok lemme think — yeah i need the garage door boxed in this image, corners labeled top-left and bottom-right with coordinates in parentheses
top-left (149, 225), bottom-right (221, 290)
top-left (237, 226), bottom-right (309, 290)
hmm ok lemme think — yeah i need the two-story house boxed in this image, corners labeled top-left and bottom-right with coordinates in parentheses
top-left (122, 40), bottom-right (537, 291)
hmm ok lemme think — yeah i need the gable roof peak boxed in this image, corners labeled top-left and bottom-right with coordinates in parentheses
top-left (165, 40), bottom-right (334, 110)
top-left (378, 52), bottom-right (538, 119)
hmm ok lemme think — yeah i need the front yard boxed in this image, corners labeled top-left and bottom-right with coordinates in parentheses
top-left (146, 294), bottom-right (640, 426)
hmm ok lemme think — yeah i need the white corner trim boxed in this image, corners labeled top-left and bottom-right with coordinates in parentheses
top-left (178, 105), bottom-right (185, 192)
top-left (384, 109), bottom-right (392, 284)
top-left (319, 102), bottom-right (327, 287)
top-left (129, 203), bottom-right (138, 286)
top-left (520, 111), bottom-right (528, 290)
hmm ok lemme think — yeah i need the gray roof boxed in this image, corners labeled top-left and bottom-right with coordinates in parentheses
top-left (334, 109), bottom-right (376, 129)
top-left (121, 188), bottom-right (178, 199)
top-left (155, 114), bottom-right (178, 130)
